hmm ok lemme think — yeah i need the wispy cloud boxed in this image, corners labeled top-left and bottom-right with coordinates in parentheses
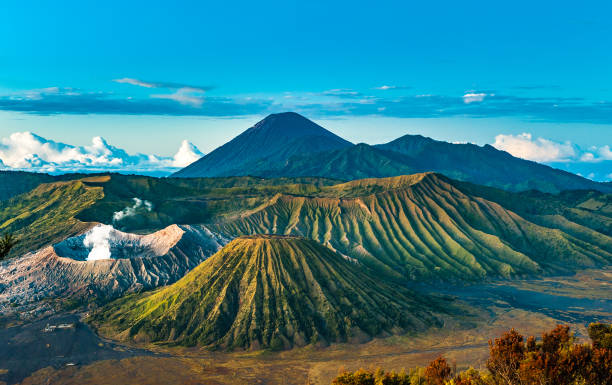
top-left (322, 88), bottom-right (360, 97)
top-left (0, 87), bottom-right (271, 116)
top-left (374, 85), bottom-right (411, 90)
top-left (292, 92), bottom-right (612, 124)
top-left (113, 78), bottom-right (214, 92)
top-left (462, 92), bottom-right (488, 104)
top-left (2, 85), bottom-right (612, 124)
top-left (151, 87), bottom-right (206, 107)
top-left (113, 78), bottom-right (157, 88)
top-left (114, 77), bottom-right (214, 107)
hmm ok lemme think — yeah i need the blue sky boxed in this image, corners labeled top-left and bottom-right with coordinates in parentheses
top-left (0, 0), bottom-right (610, 178)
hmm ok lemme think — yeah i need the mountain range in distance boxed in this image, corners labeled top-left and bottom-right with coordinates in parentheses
top-left (173, 112), bottom-right (611, 194)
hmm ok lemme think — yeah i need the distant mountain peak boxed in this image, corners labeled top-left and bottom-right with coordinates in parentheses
top-left (173, 112), bottom-right (352, 178)
top-left (245, 111), bottom-right (340, 138)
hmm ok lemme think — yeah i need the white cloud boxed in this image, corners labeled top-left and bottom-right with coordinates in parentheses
top-left (172, 140), bottom-right (203, 167)
top-left (493, 133), bottom-right (576, 162)
top-left (113, 78), bottom-right (156, 88)
top-left (151, 87), bottom-right (205, 107)
top-left (492, 133), bottom-right (612, 181)
top-left (0, 132), bottom-right (203, 174)
top-left (374, 85), bottom-right (410, 90)
top-left (463, 92), bottom-right (487, 104)
top-left (597, 145), bottom-right (612, 160)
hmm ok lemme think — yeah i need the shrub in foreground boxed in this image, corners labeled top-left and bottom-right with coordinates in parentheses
top-left (332, 323), bottom-right (612, 385)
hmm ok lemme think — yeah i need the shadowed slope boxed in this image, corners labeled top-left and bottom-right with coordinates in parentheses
top-left (215, 173), bottom-right (612, 280)
top-left (93, 235), bottom-right (445, 350)
top-left (377, 134), bottom-right (609, 193)
top-left (173, 112), bottom-right (352, 177)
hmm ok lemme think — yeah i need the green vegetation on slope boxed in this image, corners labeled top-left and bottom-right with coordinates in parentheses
top-left (214, 173), bottom-right (612, 281)
top-left (0, 233), bottom-right (18, 260)
top-left (0, 179), bottom-right (104, 257)
top-left (77, 174), bottom-right (340, 231)
top-left (0, 173), bottom-right (340, 256)
top-left (0, 171), bottom-right (57, 201)
top-left (2, 172), bottom-right (610, 283)
top-left (92, 235), bottom-right (447, 350)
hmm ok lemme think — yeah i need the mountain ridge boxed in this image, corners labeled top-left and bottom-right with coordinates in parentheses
top-left (173, 112), bottom-right (611, 194)
top-left (2, 172), bottom-right (610, 283)
top-left (91, 235), bottom-right (447, 350)
top-left (213, 172), bottom-right (612, 281)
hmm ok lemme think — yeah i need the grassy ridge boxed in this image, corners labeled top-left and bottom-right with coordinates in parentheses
top-left (77, 174), bottom-right (341, 231)
top-left (215, 173), bottom-right (612, 280)
top-left (92, 235), bottom-right (447, 350)
top-left (2, 172), bottom-right (610, 282)
top-left (0, 174), bottom-right (341, 257)
top-left (0, 179), bottom-right (104, 257)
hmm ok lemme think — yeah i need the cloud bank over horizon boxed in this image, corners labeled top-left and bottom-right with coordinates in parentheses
top-left (493, 133), bottom-right (612, 181)
top-left (0, 127), bottom-right (608, 182)
top-left (1, 83), bottom-right (612, 126)
top-left (0, 132), bottom-right (203, 175)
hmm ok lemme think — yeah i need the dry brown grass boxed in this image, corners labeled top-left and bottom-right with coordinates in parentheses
top-left (20, 307), bottom-right (562, 385)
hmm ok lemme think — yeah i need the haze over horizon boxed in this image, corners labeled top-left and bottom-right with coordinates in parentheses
top-left (1, 1), bottom-right (610, 179)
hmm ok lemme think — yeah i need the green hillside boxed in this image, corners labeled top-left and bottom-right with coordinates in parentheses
top-left (2, 172), bottom-right (610, 282)
top-left (0, 177), bottom-right (104, 257)
top-left (0, 174), bottom-right (340, 256)
top-left (92, 235), bottom-right (447, 350)
top-left (214, 173), bottom-right (612, 280)
top-left (0, 171), bottom-right (57, 201)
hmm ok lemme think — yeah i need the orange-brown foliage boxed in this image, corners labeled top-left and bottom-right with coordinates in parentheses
top-left (331, 323), bottom-right (612, 385)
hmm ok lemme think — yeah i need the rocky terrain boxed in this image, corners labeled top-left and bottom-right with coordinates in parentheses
top-left (0, 224), bottom-right (229, 320)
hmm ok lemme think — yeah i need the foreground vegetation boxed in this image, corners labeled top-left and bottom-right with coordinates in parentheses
top-left (0, 232), bottom-right (17, 260)
top-left (332, 323), bottom-right (612, 385)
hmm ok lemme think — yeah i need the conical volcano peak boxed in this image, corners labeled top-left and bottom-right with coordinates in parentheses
top-left (94, 233), bottom-right (445, 350)
top-left (252, 111), bottom-right (321, 130)
top-left (243, 111), bottom-right (351, 142)
top-left (172, 112), bottom-right (352, 177)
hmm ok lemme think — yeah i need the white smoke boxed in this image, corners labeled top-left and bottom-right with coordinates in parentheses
top-left (112, 198), bottom-right (153, 222)
top-left (83, 224), bottom-right (114, 261)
